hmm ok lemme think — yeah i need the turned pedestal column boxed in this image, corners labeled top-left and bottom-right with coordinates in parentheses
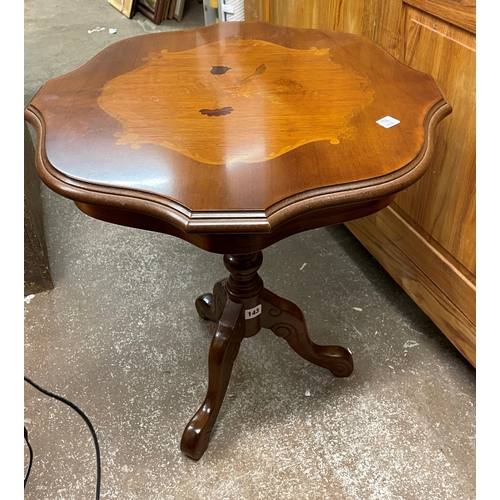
top-left (181, 252), bottom-right (353, 459)
top-left (25, 21), bottom-right (450, 460)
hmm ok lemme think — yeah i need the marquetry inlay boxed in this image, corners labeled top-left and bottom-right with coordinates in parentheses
top-left (97, 39), bottom-right (374, 164)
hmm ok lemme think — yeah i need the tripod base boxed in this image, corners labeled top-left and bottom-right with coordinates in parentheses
top-left (180, 252), bottom-right (353, 460)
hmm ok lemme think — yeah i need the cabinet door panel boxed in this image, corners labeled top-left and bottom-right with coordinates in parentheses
top-left (270, 0), bottom-right (341, 29)
top-left (362, 0), bottom-right (405, 57)
top-left (241, 0), bottom-right (476, 365)
top-left (395, 6), bottom-right (476, 274)
top-left (404, 0), bottom-right (475, 33)
top-left (346, 208), bottom-right (476, 366)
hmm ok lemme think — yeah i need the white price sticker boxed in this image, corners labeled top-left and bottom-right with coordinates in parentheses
top-left (376, 116), bottom-right (400, 128)
top-left (245, 304), bottom-right (262, 320)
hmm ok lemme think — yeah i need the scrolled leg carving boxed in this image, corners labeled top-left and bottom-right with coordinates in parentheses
top-left (184, 252), bottom-right (354, 459)
top-left (195, 279), bottom-right (227, 322)
top-left (260, 288), bottom-right (354, 377)
top-left (181, 299), bottom-right (245, 460)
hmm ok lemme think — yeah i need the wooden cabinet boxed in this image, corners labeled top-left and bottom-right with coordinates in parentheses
top-left (245, 0), bottom-right (476, 366)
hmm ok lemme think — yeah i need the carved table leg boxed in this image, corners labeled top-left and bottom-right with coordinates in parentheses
top-left (181, 299), bottom-right (245, 460)
top-left (195, 279), bottom-right (227, 322)
top-left (182, 251), bottom-right (353, 459)
top-left (260, 288), bottom-right (354, 377)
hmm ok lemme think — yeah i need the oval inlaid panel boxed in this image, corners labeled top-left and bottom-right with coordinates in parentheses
top-left (98, 39), bottom-right (374, 164)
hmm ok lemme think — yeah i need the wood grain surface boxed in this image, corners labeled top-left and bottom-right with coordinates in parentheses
top-left (242, 4), bottom-right (474, 365)
top-left (397, 7), bottom-right (476, 274)
top-left (25, 21), bottom-right (449, 252)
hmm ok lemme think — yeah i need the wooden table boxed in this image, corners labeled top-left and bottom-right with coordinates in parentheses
top-left (25, 21), bottom-right (450, 460)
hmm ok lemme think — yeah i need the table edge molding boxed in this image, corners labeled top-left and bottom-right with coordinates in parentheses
top-left (24, 98), bottom-right (450, 234)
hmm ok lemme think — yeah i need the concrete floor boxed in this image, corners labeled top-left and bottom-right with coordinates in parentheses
top-left (24, 1), bottom-right (476, 499)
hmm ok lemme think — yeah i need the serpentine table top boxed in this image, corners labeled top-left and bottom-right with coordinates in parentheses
top-left (25, 21), bottom-right (450, 254)
top-left (25, 21), bottom-right (450, 460)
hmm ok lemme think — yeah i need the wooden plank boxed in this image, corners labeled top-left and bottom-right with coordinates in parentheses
top-left (346, 215), bottom-right (476, 367)
top-left (338, 0), bottom-right (365, 34)
top-left (361, 206), bottom-right (475, 325)
top-left (397, 7), bottom-right (476, 274)
top-left (363, 0), bottom-right (406, 59)
top-left (270, 0), bottom-right (343, 30)
top-left (244, 0), bottom-right (269, 22)
top-left (244, 0), bottom-right (364, 33)
top-left (403, 0), bottom-right (475, 34)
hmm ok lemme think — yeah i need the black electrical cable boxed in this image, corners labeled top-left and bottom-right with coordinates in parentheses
top-left (24, 426), bottom-right (33, 488)
top-left (24, 376), bottom-right (101, 500)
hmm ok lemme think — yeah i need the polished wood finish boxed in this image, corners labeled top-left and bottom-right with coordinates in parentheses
top-left (245, 3), bottom-right (476, 366)
top-left (403, 0), bottom-right (475, 34)
top-left (25, 21), bottom-right (450, 458)
top-left (347, 207), bottom-right (476, 364)
top-left (72, 196), bottom-right (397, 254)
top-left (182, 252), bottom-right (353, 459)
top-left (397, 8), bottom-right (476, 274)
top-left (351, 2), bottom-right (476, 366)
top-left (25, 21), bottom-right (449, 254)
top-left (182, 298), bottom-right (245, 460)
top-left (245, 0), bottom-right (369, 34)
top-left (98, 39), bottom-right (376, 165)
top-left (136, 0), bottom-right (169, 25)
